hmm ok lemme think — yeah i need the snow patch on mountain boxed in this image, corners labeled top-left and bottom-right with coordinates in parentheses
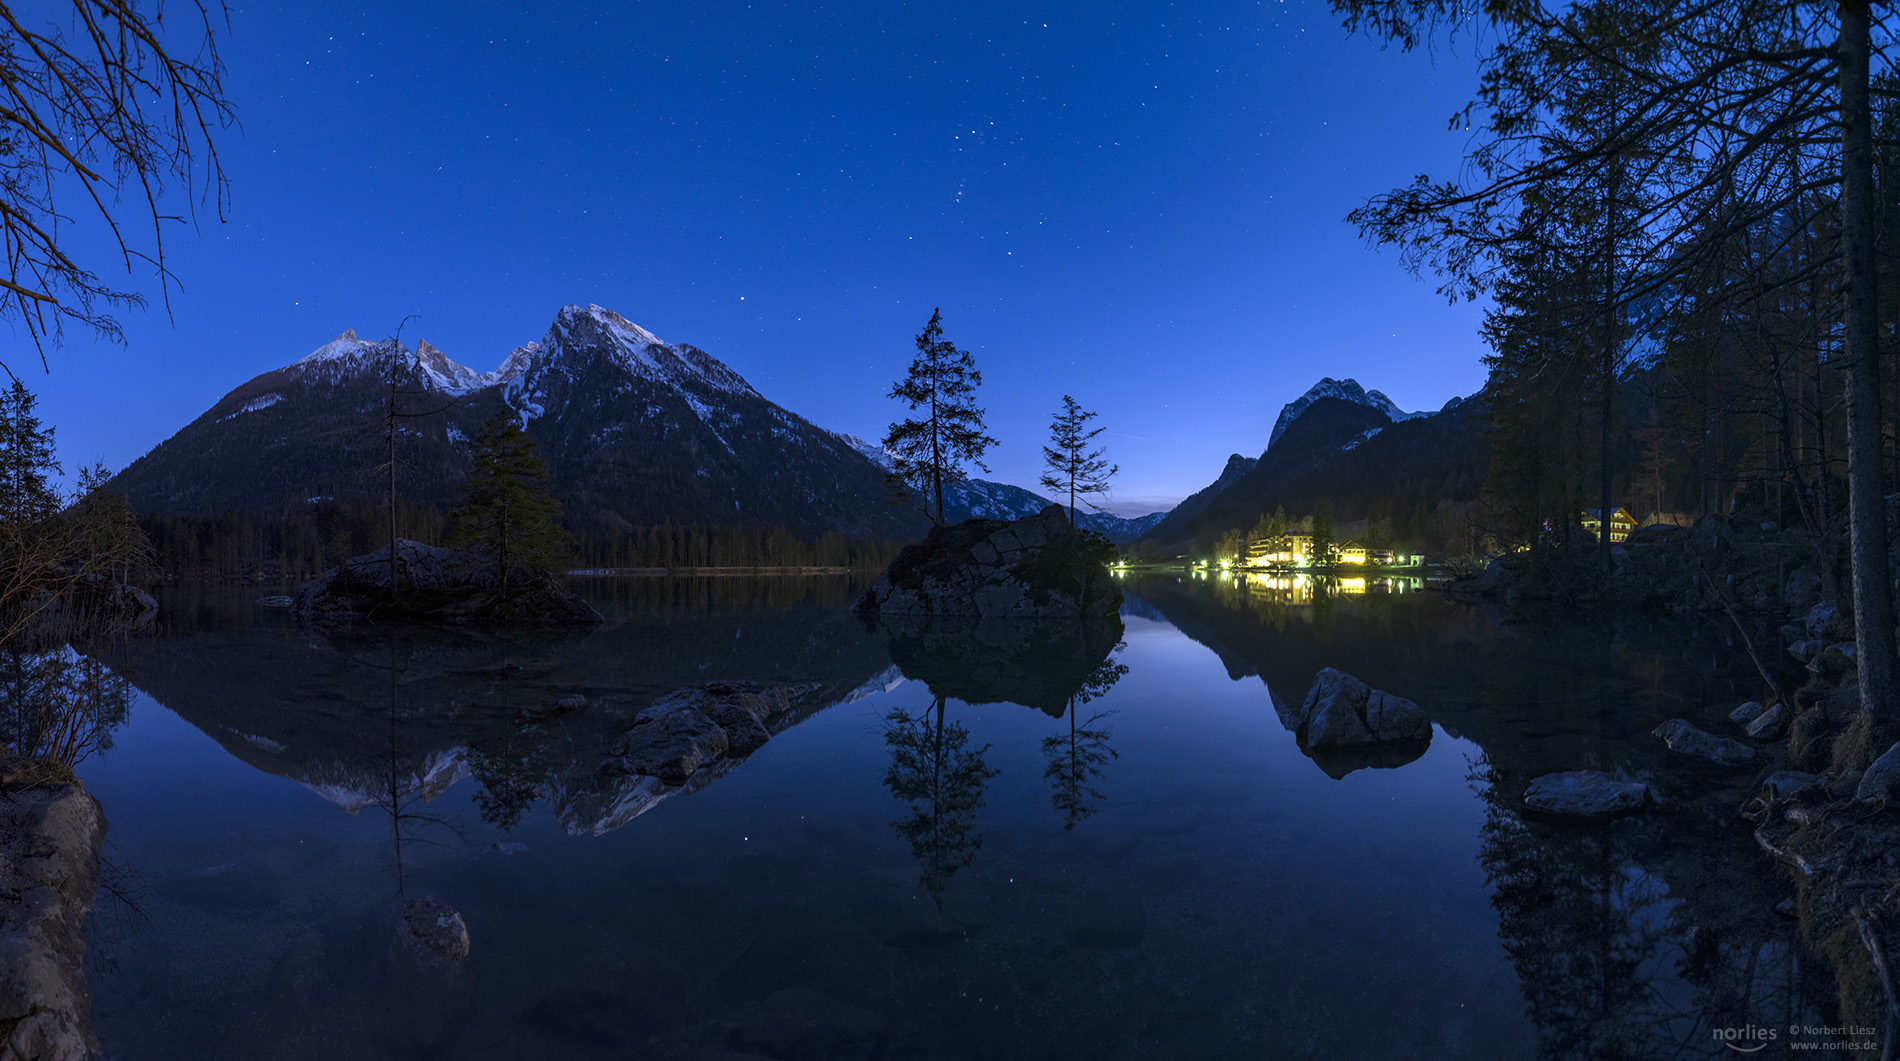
top-left (1268, 378), bottom-right (1421, 449)
top-left (1340, 426), bottom-right (1383, 452)
top-left (831, 431), bottom-right (896, 470)
top-left (221, 393), bottom-right (282, 420)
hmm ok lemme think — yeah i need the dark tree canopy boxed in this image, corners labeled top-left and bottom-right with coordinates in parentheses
top-left (447, 411), bottom-right (568, 596)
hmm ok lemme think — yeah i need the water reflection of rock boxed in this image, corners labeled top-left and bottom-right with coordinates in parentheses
top-left (870, 614), bottom-right (1125, 717)
top-left (98, 604), bottom-right (894, 836)
top-left (1127, 574), bottom-right (1836, 1055)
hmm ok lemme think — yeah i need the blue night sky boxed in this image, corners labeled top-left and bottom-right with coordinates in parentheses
top-left (32, 0), bottom-right (1488, 517)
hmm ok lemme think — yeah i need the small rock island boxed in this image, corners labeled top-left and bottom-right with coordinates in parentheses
top-left (854, 505), bottom-right (1122, 619)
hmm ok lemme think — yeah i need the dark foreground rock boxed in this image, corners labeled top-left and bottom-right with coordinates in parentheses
top-left (1522, 771), bottom-right (1651, 822)
top-left (1288, 668), bottom-right (1432, 779)
top-left (1653, 718), bottom-right (1757, 767)
top-left (855, 505), bottom-right (1122, 619)
top-left (604, 683), bottom-right (799, 788)
top-left (0, 768), bottom-right (106, 1061)
top-left (292, 539), bottom-right (603, 625)
top-left (1296, 668), bottom-right (1432, 748)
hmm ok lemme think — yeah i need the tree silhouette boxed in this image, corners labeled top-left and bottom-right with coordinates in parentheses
top-left (1041, 651), bottom-right (1127, 830)
top-left (0, 2), bottom-right (233, 368)
top-left (882, 695), bottom-right (999, 907)
top-left (1039, 394), bottom-right (1118, 527)
top-left (447, 411), bottom-right (568, 597)
top-left (883, 309), bottom-right (997, 524)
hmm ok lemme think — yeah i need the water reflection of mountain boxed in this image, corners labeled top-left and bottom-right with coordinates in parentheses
top-left (102, 593), bottom-right (893, 836)
top-left (1121, 573), bottom-right (1764, 777)
top-left (1124, 574), bottom-right (1838, 1056)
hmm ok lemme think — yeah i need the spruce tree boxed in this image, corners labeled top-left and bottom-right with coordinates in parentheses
top-left (0, 381), bottom-right (60, 528)
top-left (448, 412), bottom-right (567, 596)
top-left (883, 309), bottom-right (997, 524)
top-left (1038, 395), bottom-right (1118, 527)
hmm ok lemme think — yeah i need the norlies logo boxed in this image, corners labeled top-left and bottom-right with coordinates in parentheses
top-left (1712, 1025), bottom-right (1775, 1053)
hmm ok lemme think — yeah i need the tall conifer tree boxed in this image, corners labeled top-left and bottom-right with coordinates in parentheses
top-left (1039, 395), bottom-right (1118, 528)
top-left (448, 412), bottom-right (567, 596)
top-left (883, 309), bottom-right (997, 525)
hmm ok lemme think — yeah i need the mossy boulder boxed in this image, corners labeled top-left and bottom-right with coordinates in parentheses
top-left (854, 506), bottom-right (1123, 619)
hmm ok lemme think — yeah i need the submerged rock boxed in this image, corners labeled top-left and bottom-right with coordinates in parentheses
top-left (854, 505), bottom-right (1122, 619)
top-left (1728, 701), bottom-right (1766, 726)
top-left (403, 898), bottom-right (471, 961)
top-left (292, 539), bottom-right (603, 625)
top-left (1296, 668), bottom-right (1432, 748)
top-left (0, 772), bottom-right (106, 1061)
top-left (1653, 719), bottom-right (1756, 767)
top-left (1522, 771), bottom-right (1651, 822)
top-left (614, 705), bottom-right (730, 785)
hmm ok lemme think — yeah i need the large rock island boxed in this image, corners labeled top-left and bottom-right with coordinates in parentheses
top-left (292, 540), bottom-right (602, 625)
top-left (855, 506), bottom-right (1122, 619)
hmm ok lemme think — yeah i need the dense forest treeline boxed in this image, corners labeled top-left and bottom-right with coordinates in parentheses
top-left (138, 500), bottom-right (901, 582)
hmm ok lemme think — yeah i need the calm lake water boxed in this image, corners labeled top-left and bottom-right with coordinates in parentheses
top-left (73, 573), bottom-right (1833, 1060)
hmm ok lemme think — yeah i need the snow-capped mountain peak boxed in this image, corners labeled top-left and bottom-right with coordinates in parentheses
top-left (414, 339), bottom-right (488, 395)
top-left (531, 303), bottom-right (757, 397)
top-left (294, 328), bottom-right (378, 367)
top-left (1268, 377), bottom-right (1422, 449)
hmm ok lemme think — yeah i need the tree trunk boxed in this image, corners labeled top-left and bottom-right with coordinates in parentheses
top-left (1839, 0), bottom-right (1900, 739)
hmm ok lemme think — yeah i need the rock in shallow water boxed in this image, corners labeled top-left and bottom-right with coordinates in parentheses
top-left (403, 898), bottom-right (470, 961)
top-left (1653, 719), bottom-right (1756, 767)
top-left (615, 706), bottom-right (730, 785)
top-left (1297, 668), bottom-right (1431, 748)
top-left (1522, 771), bottom-right (1651, 822)
top-left (1728, 701), bottom-right (1766, 725)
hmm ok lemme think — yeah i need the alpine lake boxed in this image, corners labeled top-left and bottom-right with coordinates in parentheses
top-left (69, 571), bottom-right (1844, 1060)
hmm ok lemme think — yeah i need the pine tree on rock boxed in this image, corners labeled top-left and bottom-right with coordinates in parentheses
top-left (883, 309), bottom-right (997, 525)
top-left (1039, 395), bottom-right (1118, 528)
top-left (448, 412), bottom-right (568, 597)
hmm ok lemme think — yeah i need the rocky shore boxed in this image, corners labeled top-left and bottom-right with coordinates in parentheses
top-left (0, 759), bottom-right (106, 1061)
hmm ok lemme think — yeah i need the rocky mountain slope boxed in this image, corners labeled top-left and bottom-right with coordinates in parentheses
top-left (110, 305), bottom-right (927, 541)
top-left (1138, 386), bottom-right (1485, 551)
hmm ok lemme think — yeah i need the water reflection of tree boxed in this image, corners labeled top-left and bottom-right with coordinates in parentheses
top-left (0, 647), bottom-right (131, 768)
top-left (465, 731), bottom-right (548, 833)
top-left (883, 695), bottom-right (999, 907)
top-left (1041, 650), bottom-right (1128, 830)
top-left (1471, 757), bottom-right (1816, 1059)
